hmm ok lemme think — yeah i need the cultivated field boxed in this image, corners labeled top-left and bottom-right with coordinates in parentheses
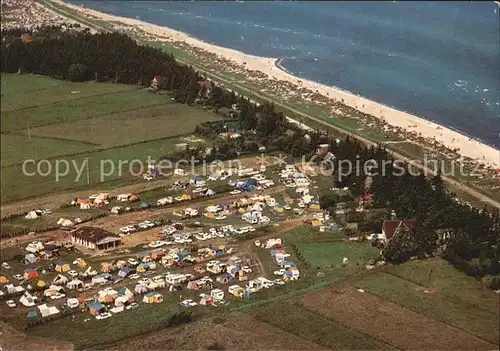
top-left (0, 74), bottom-right (220, 202)
top-left (299, 285), bottom-right (495, 350)
top-left (109, 314), bottom-right (324, 351)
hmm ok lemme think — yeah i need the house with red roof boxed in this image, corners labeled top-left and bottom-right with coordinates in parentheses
top-left (381, 219), bottom-right (417, 242)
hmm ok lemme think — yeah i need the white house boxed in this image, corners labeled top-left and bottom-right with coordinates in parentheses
top-left (70, 227), bottom-right (121, 250)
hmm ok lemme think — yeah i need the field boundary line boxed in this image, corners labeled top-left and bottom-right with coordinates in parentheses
top-left (289, 301), bottom-right (400, 350)
top-left (3, 100), bottom-right (171, 133)
top-left (0, 132), bottom-right (193, 170)
top-left (1, 86), bottom-right (140, 113)
top-left (360, 273), bottom-right (499, 344)
top-left (2, 131), bottom-right (101, 146)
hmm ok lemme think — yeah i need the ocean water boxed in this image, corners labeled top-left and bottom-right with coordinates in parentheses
top-left (69, 1), bottom-right (500, 148)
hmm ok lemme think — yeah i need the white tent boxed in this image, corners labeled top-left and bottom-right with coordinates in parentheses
top-left (52, 274), bottom-right (69, 286)
top-left (25, 211), bottom-right (39, 219)
top-left (57, 218), bottom-right (74, 227)
top-left (67, 279), bottom-right (83, 290)
top-left (110, 206), bottom-right (122, 214)
top-left (80, 203), bottom-right (91, 210)
top-left (37, 303), bottom-right (60, 318)
top-left (19, 292), bottom-right (37, 307)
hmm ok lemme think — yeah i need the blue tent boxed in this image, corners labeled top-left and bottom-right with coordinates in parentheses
top-left (27, 311), bottom-right (38, 318)
top-left (118, 267), bottom-right (134, 277)
top-left (247, 178), bottom-right (258, 186)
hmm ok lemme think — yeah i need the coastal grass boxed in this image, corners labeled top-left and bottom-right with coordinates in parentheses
top-left (355, 261), bottom-right (499, 343)
top-left (252, 301), bottom-right (390, 350)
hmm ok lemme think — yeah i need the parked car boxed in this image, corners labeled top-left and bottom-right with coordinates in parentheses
top-left (180, 299), bottom-right (198, 308)
top-left (128, 258), bottom-right (139, 266)
top-left (50, 293), bottom-right (66, 300)
top-left (2, 262), bottom-right (11, 269)
top-left (6, 300), bottom-right (16, 308)
top-left (12, 274), bottom-right (23, 281)
top-left (126, 302), bottom-right (138, 310)
top-left (95, 312), bottom-right (112, 320)
top-left (229, 190), bottom-right (241, 195)
top-left (242, 266), bottom-right (252, 274)
top-left (273, 269), bottom-right (285, 276)
top-left (273, 279), bottom-right (286, 286)
top-left (128, 274), bottom-right (140, 280)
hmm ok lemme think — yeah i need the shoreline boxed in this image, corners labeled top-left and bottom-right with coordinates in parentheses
top-left (274, 57), bottom-right (495, 149)
top-left (36, 1), bottom-right (500, 169)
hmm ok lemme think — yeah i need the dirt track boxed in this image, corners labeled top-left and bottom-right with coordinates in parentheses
top-left (299, 285), bottom-right (496, 350)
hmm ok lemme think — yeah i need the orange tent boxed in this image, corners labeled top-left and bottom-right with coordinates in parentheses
top-left (24, 269), bottom-right (39, 280)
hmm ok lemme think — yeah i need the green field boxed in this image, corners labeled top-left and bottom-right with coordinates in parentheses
top-left (29, 104), bottom-right (215, 146)
top-left (1, 134), bottom-right (95, 166)
top-left (299, 242), bottom-right (380, 268)
top-left (27, 295), bottom-right (185, 349)
top-left (356, 260), bottom-right (500, 343)
top-left (2, 89), bottom-right (170, 132)
top-left (1, 75), bottom-right (136, 112)
top-left (0, 74), bottom-right (220, 202)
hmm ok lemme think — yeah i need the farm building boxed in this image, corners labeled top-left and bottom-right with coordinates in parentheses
top-left (70, 226), bottom-right (121, 250)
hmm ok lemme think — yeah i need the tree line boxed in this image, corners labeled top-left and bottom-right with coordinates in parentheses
top-left (1, 27), bottom-right (498, 285)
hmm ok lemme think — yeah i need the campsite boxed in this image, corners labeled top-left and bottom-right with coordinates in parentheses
top-left (1, 74), bottom-right (498, 350)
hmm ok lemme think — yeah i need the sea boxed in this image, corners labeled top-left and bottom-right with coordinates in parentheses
top-left (68, 0), bottom-right (500, 148)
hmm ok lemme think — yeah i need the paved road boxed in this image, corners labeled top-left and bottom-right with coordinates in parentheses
top-left (40, 1), bottom-right (500, 210)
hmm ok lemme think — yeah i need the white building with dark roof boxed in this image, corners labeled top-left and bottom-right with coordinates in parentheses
top-left (70, 226), bottom-right (121, 250)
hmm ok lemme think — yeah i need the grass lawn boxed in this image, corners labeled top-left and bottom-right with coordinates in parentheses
top-left (1, 74), bottom-right (136, 112)
top-left (1, 73), bottom-right (67, 96)
top-left (356, 260), bottom-right (499, 343)
top-left (27, 298), bottom-right (184, 350)
top-left (29, 103), bottom-right (218, 147)
top-left (1, 136), bottom-right (181, 202)
top-left (0, 74), bottom-right (221, 202)
top-left (2, 89), bottom-right (170, 132)
top-left (382, 259), bottom-right (500, 313)
top-left (253, 301), bottom-right (390, 350)
top-left (299, 242), bottom-right (380, 268)
top-left (1, 134), bottom-right (95, 167)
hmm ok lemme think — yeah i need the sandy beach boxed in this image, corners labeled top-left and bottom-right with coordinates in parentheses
top-left (53, 1), bottom-right (499, 169)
